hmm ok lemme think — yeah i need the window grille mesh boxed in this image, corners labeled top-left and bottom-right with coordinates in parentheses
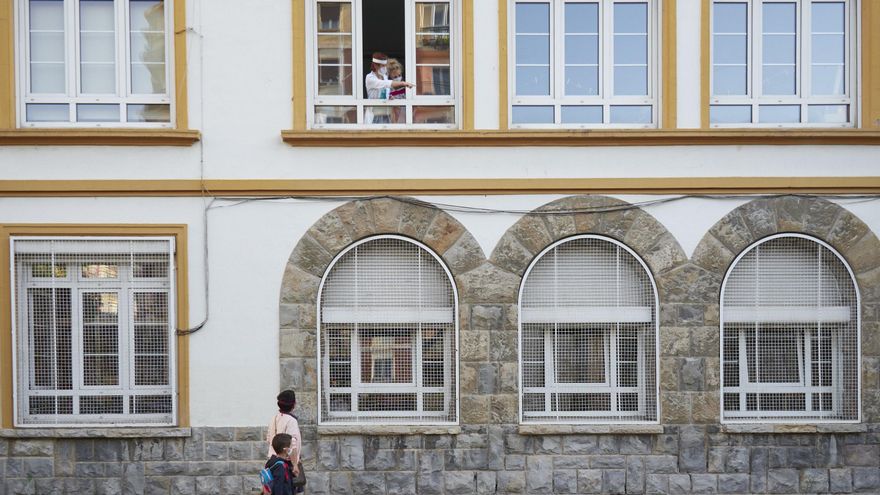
top-left (721, 236), bottom-right (859, 422)
top-left (13, 238), bottom-right (175, 426)
top-left (319, 237), bottom-right (457, 423)
top-left (520, 237), bottom-right (657, 422)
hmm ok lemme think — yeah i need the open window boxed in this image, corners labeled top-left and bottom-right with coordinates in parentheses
top-left (308, 0), bottom-right (459, 128)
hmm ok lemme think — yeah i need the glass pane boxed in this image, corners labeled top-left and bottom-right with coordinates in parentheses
top-left (317, 2), bottom-right (351, 33)
top-left (315, 105), bottom-right (357, 124)
top-left (714, 3), bottom-right (747, 33)
top-left (26, 103), bottom-right (68, 122)
top-left (561, 105), bottom-right (602, 123)
top-left (763, 34), bottom-right (795, 64)
top-left (81, 63), bottom-right (116, 93)
top-left (762, 66), bottom-right (795, 95)
top-left (763, 3), bottom-right (796, 33)
top-left (133, 292), bottom-right (168, 323)
top-left (416, 34), bottom-right (451, 64)
top-left (416, 3), bottom-right (450, 33)
top-left (812, 34), bottom-right (844, 64)
top-left (811, 65), bottom-right (844, 95)
top-left (364, 106), bottom-right (395, 124)
top-left (318, 65), bottom-right (353, 95)
top-left (27, 287), bottom-right (73, 389)
top-left (614, 34), bottom-right (647, 64)
top-left (130, 0), bottom-right (164, 31)
top-left (516, 66), bottom-right (550, 95)
top-left (130, 0), bottom-right (166, 94)
top-left (710, 104), bottom-right (751, 124)
top-left (512, 105), bottom-right (554, 124)
top-left (415, 66), bottom-right (451, 95)
top-left (29, 31), bottom-right (65, 61)
top-left (712, 65), bottom-right (747, 94)
top-left (812, 3), bottom-right (844, 33)
top-left (759, 104), bottom-right (800, 123)
top-left (81, 0), bottom-right (115, 30)
top-left (614, 3), bottom-right (647, 33)
top-left (77, 104), bottom-right (120, 122)
top-left (565, 66), bottom-right (598, 95)
top-left (29, 0), bottom-right (65, 30)
top-left (516, 3), bottom-right (550, 33)
top-left (714, 35), bottom-right (746, 65)
top-left (80, 33), bottom-right (116, 63)
top-left (29, 13), bottom-right (65, 94)
top-left (808, 104), bottom-right (847, 123)
top-left (516, 35), bottom-right (550, 64)
top-left (127, 104), bottom-right (170, 122)
top-left (414, 106), bottom-right (454, 124)
top-left (565, 34), bottom-right (598, 64)
top-left (30, 62), bottom-right (66, 93)
top-left (566, 3), bottom-right (598, 33)
top-left (610, 105), bottom-right (651, 123)
top-left (81, 264), bottom-right (118, 278)
top-left (614, 66), bottom-right (647, 95)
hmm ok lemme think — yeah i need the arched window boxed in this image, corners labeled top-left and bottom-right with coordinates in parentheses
top-left (721, 234), bottom-right (860, 422)
top-left (519, 235), bottom-right (658, 423)
top-left (318, 235), bottom-right (457, 424)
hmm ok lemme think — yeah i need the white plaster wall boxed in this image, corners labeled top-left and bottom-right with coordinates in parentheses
top-left (676, 0), bottom-right (702, 128)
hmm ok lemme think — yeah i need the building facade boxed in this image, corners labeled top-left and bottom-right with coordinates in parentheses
top-left (0, 0), bottom-right (878, 494)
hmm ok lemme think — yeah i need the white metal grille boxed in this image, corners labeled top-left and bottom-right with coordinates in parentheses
top-left (319, 236), bottom-right (457, 424)
top-left (520, 235), bottom-right (658, 423)
top-left (721, 234), bottom-right (859, 422)
top-left (12, 237), bottom-right (176, 426)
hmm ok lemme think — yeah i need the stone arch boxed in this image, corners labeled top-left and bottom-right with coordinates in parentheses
top-left (278, 197), bottom-right (486, 422)
top-left (690, 196), bottom-right (880, 423)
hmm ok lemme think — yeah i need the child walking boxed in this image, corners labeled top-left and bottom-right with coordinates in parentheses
top-left (264, 434), bottom-right (296, 495)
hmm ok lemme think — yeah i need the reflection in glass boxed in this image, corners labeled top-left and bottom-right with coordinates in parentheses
top-left (416, 4), bottom-right (451, 97)
top-left (610, 105), bottom-right (651, 124)
top-left (77, 104), bottom-right (120, 122)
top-left (415, 66), bottom-right (451, 96)
top-left (762, 3), bottom-right (795, 96)
top-left (763, 66), bottom-right (795, 95)
top-left (512, 105), bottom-right (554, 124)
top-left (315, 106), bottom-right (357, 124)
top-left (130, 0), bottom-right (166, 94)
top-left (808, 105), bottom-right (847, 124)
top-left (565, 66), bottom-right (598, 95)
top-left (80, 0), bottom-right (116, 94)
top-left (29, 0), bottom-right (66, 93)
top-left (516, 66), bottom-right (550, 96)
top-left (812, 66), bottom-right (844, 95)
top-left (318, 2), bottom-right (351, 32)
top-left (413, 106), bottom-right (454, 124)
top-left (317, 5), bottom-right (353, 97)
top-left (127, 104), bottom-right (170, 122)
top-left (759, 105), bottom-right (800, 123)
top-left (811, 3), bottom-right (845, 97)
top-left (516, 3), bottom-right (550, 97)
top-left (613, 3), bottom-right (647, 97)
top-left (561, 105), bottom-right (602, 124)
top-left (710, 105), bottom-right (751, 124)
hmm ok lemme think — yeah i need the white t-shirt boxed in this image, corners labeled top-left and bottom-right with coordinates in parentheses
top-left (365, 71), bottom-right (392, 99)
top-left (266, 412), bottom-right (302, 463)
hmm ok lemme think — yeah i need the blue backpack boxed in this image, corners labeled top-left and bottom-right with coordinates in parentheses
top-left (260, 460), bottom-right (285, 493)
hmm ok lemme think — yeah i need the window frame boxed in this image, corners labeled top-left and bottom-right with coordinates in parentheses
top-left (10, 235), bottom-right (179, 428)
top-left (719, 233), bottom-right (861, 424)
top-left (316, 234), bottom-right (460, 426)
top-left (507, 0), bottom-right (661, 129)
top-left (13, 0), bottom-right (177, 128)
top-left (517, 234), bottom-right (660, 425)
top-left (709, 0), bottom-right (859, 128)
top-left (304, 0), bottom-right (462, 130)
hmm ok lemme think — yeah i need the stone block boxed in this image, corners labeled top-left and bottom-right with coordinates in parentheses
top-left (800, 468), bottom-right (829, 493)
top-left (417, 471), bottom-right (444, 495)
top-left (626, 456), bottom-right (646, 494)
top-left (280, 264), bottom-right (320, 304)
top-left (690, 473), bottom-right (717, 494)
top-left (577, 469), bottom-right (603, 494)
top-left (645, 455), bottom-right (678, 474)
top-left (527, 456), bottom-right (554, 493)
top-left (852, 467), bottom-right (880, 491)
top-left (602, 469), bottom-right (627, 495)
top-left (445, 449), bottom-right (487, 470)
top-left (444, 471), bottom-right (476, 495)
top-left (499, 362), bottom-right (518, 393)
top-left (478, 363), bottom-right (498, 394)
top-left (490, 234), bottom-right (533, 276)
top-left (506, 455), bottom-right (526, 470)
top-left (553, 469), bottom-right (578, 494)
top-left (511, 214), bottom-right (553, 255)
top-left (351, 472), bottom-right (385, 495)
top-left (680, 358), bottom-right (705, 391)
top-left (54, 440), bottom-right (75, 477)
top-left (645, 474), bottom-right (669, 495)
top-left (457, 263), bottom-right (521, 304)
top-left (443, 233), bottom-right (484, 274)
top-left (662, 392), bottom-right (690, 424)
top-left (96, 477), bottom-right (123, 495)
top-left (829, 468), bottom-right (853, 493)
top-left (660, 327), bottom-right (690, 358)
top-left (844, 444), bottom-right (880, 467)
top-left (11, 440), bottom-right (53, 457)
top-left (553, 456), bottom-right (590, 470)
top-left (424, 213), bottom-right (466, 255)
top-left (329, 472), bottom-right (351, 495)
top-left (767, 469), bottom-right (798, 494)
top-left (718, 474), bottom-right (748, 494)
top-left (490, 394), bottom-right (518, 423)
top-left (678, 428), bottom-right (707, 472)
top-left (691, 235), bottom-right (734, 275)
top-left (386, 472), bottom-right (417, 494)
top-left (592, 456), bottom-right (626, 469)
top-left (691, 393), bottom-right (719, 424)
top-left (498, 471), bottom-right (526, 493)
top-left (642, 233), bottom-right (688, 275)
top-left (668, 474), bottom-right (691, 494)
top-left (397, 202), bottom-right (437, 239)
top-left (535, 436), bottom-right (562, 454)
top-left (476, 471), bottom-right (496, 494)
top-left (750, 473), bottom-right (767, 494)
top-left (338, 436), bottom-right (364, 470)
top-left (621, 436), bottom-right (653, 455)
top-left (562, 436), bottom-right (598, 455)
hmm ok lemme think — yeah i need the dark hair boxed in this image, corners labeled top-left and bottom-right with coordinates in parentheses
top-left (272, 433), bottom-right (292, 454)
top-left (277, 389), bottom-right (296, 412)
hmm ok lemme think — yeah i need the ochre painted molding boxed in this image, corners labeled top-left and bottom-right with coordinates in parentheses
top-left (0, 224), bottom-right (190, 428)
top-left (498, 0), bottom-right (508, 130)
top-left (292, 0), bottom-right (307, 131)
top-left (0, 129), bottom-right (201, 146)
top-left (0, 177), bottom-right (879, 197)
top-left (462, 0), bottom-right (474, 130)
top-left (700, 0), bottom-right (710, 129)
top-left (281, 129), bottom-right (880, 146)
top-left (173, 0), bottom-right (189, 129)
top-left (662, 0), bottom-right (677, 129)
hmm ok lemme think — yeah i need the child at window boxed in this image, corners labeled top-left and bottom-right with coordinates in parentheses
top-left (265, 434), bottom-right (296, 495)
top-left (365, 52), bottom-right (414, 124)
top-left (386, 58), bottom-right (406, 123)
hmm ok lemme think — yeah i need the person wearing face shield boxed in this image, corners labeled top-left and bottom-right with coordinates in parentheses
top-left (365, 52), bottom-right (414, 124)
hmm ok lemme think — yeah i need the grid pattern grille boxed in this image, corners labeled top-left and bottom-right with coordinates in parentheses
top-left (13, 238), bottom-right (175, 426)
top-left (721, 235), bottom-right (859, 422)
top-left (319, 237), bottom-right (457, 423)
top-left (520, 236), bottom-right (657, 422)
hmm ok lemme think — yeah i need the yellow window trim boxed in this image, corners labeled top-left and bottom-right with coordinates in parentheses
top-left (0, 224), bottom-right (190, 428)
top-left (498, 0), bottom-right (678, 130)
top-left (701, 0), bottom-right (880, 129)
top-left (0, 129), bottom-right (200, 146)
top-left (291, 0), bottom-right (475, 130)
top-left (0, 0), bottom-right (194, 140)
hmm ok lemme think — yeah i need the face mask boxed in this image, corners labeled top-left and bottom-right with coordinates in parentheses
top-left (379, 67), bottom-right (388, 77)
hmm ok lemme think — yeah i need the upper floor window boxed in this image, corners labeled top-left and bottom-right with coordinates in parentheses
top-left (519, 236), bottom-right (658, 423)
top-left (16, 0), bottom-right (173, 127)
top-left (12, 237), bottom-right (177, 426)
top-left (721, 234), bottom-right (859, 422)
top-left (308, 0), bottom-right (459, 128)
top-left (710, 0), bottom-right (856, 126)
top-left (508, 0), bottom-right (659, 128)
top-left (318, 236), bottom-right (458, 424)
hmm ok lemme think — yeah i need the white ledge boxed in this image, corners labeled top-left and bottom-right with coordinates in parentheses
top-left (317, 425), bottom-right (461, 436)
top-left (518, 424), bottom-right (664, 435)
top-left (721, 423), bottom-right (866, 434)
top-left (0, 427), bottom-right (192, 438)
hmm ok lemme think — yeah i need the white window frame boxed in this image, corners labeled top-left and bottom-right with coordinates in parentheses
top-left (305, 0), bottom-right (462, 129)
top-left (14, 0), bottom-right (175, 128)
top-left (709, 0), bottom-right (859, 127)
top-left (11, 236), bottom-right (178, 427)
top-left (507, 0), bottom-right (661, 129)
top-left (518, 235), bottom-right (660, 425)
top-left (316, 235), bottom-right (460, 426)
top-left (719, 233), bottom-right (861, 423)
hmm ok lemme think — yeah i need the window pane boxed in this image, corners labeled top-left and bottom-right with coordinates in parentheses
top-left (413, 106), bottom-right (455, 124)
top-left (763, 66), bottom-right (796, 95)
top-left (808, 104), bottom-right (847, 123)
top-left (811, 65), bottom-right (844, 95)
top-left (710, 105), bottom-right (751, 124)
top-left (763, 35), bottom-right (796, 64)
top-left (614, 66), bottom-right (647, 95)
top-left (317, 35), bottom-right (353, 64)
top-left (315, 106), bottom-right (357, 124)
top-left (26, 103), bottom-right (68, 122)
top-left (29, 0), bottom-right (66, 94)
top-left (77, 104), bottom-right (120, 122)
top-left (512, 105), bottom-right (554, 124)
top-left (80, 0), bottom-right (116, 94)
top-left (130, 0), bottom-right (166, 94)
top-left (561, 105), bottom-right (602, 124)
top-left (812, 2), bottom-right (844, 33)
top-left (516, 3), bottom-right (550, 33)
top-left (516, 66), bottom-right (550, 95)
top-left (516, 35), bottom-right (550, 64)
top-left (610, 105), bottom-right (651, 123)
top-left (763, 3), bottom-right (796, 33)
top-left (318, 2), bottom-right (351, 33)
top-left (713, 3), bottom-right (747, 34)
top-left (127, 104), bottom-right (170, 122)
top-left (565, 2), bottom-right (598, 33)
top-left (415, 66), bottom-right (451, 95)
top-left (565, 66), bottom-right (598, 95)
top-left (27, 287), bottom-right (73, 389)
top-left (565, 34), bottom-right (598, 64)
top-left (713, 66), bottom-right (747, 95)
top-left (318, 65), bottom-right (353, 95)
top-left (812, 34), bottom-right (844, 64)
top-left (714, 35), bottom-right (746, 64)
top-left (614, 34), bottom-right (647, 64)
top-left (759, 105), bottom-right (800, 123)
top-left (416, 35), bottom-right (451, 63)
top-left (29, 0), bottom-right (64, 30)
top-left (614, 3), bottom-right (647, 33)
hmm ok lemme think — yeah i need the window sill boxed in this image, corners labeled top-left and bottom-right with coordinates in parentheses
top-left (721, 423), bottom-right (866, 434)
top-left (0, 427), bottom-right (192, 438)
top-left (0, 129), bottom-right (201, 146)
top-left (518, 424), bottom-right (664, 435)
top-left (280, 129), bottom-right (880, 147)
top-left (317, 425), bottom-right (461, 436)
